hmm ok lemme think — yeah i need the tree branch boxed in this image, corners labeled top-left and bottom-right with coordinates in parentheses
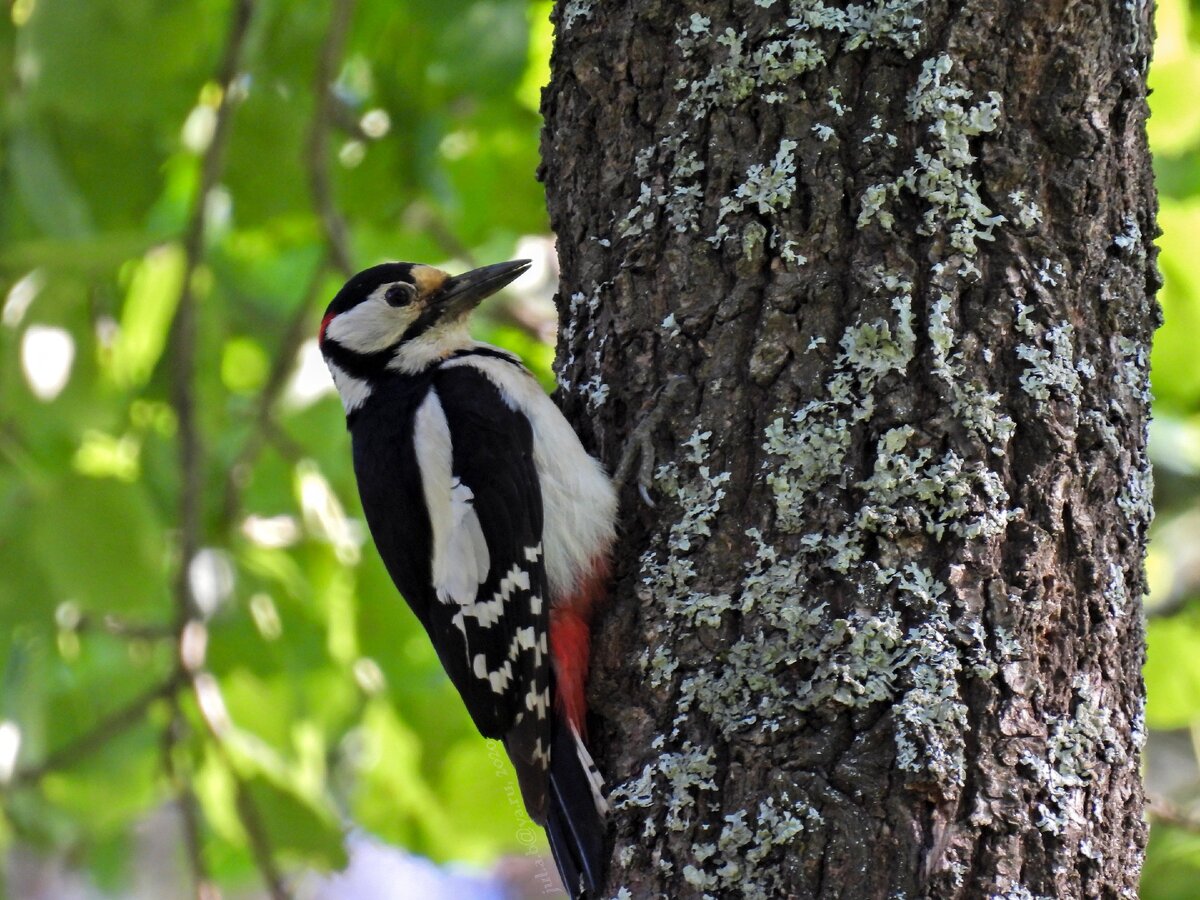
top-left (220, 259), bottom-right (330, 526)
top-left (167, 0), bottom-right (257, 623)
top-left (306, 0), bottom-right (358, 277)
top-left (164, 700), bottom-right (218, 900)
top-left (73, 612), bottom-right (175, 641)
top-left (1148, 793), bottom-right (1200, 833)
top-left (12, 676), bottom-right (181, 786)
top-left (189, 671), bottom-right (292, 900)
top-left (221, 0), bottom-right (360, 527)
top-left (235, 773), bottom-right (291, 900)
top-left (153, 4), bottom-right (293, 899)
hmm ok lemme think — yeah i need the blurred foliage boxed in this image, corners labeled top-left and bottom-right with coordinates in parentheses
top-left (2, 0), bottom-right (1200, 896)
top-left (0, 0), bottom-right (558, 894)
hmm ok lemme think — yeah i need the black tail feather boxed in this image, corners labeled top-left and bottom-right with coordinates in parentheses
top-left (544, 723), bottom-right (606, 897)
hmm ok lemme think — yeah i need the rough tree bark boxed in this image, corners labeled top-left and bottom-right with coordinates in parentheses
top-left (541, 1), bottom-right (1158, 898)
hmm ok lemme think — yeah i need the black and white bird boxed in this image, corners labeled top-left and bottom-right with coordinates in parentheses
top-left (318, 259), bottom-right (616, 896)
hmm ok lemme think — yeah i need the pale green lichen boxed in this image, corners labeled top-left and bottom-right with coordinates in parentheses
top-left (827, 86), bottom-right (850, 117)
top-left (995, 887), bottom-right (1052, 900)
top-left (927, 291), bottom-right (1015, 454)
top-left (616, 134), bottom-right (707, 238)
top-left (811, 122), bottom-right (835, 141)
top-left (686, 797), bottom-right (822, 897)
top-left (1118, 456), bottom-right (1154, 534)
top-left (1117, 334), bottom-right (1152, 406)
top-left (763, 268), bottom-right (920, 530)
top-left (617, 2), bottom-right (925, 270)
top-left (1013, 298), bottom-right (1083, 415)
top-left (638, 428), bottom-right (984, 794)
top-left (711, 139), bottom-right (799, 254)
top-left (610, 741), bottom-right (719, 836)
top-left (856, 426), bottom-right (1015, 541)
top-left (763, 403), bottom-right (852, 529)
top-left (557, 284), bottom-right (611, 411)
top-left (676, 25), bottom-right (825, 119)
top-left (1113, 213), bottom-right (1143, 256)
top-left (1036, 257), bottom-right (1064, 286)
top-left (1022, 675), bottom-right (1127, 839)
top-left (579, 374), bottom-right (610, 409)
top-left (859, 55), bottom-right (1005, 264)
top-left (561, 0), bottom-right (593, 28)
top-left (862, 113), bottom-right (899, 147)
top-left (1113, 333), bottom-right (1154, 535)
top-left (1008, 189), bottom-right (1044, 230)
top-left (668, 147), bottom-right (707, 233)
top-left (616, 147), bottom-right (660, 239)
top-left (963, 619), bottom-right (999, 680)
top-left (893, 619), bottom-right (967, 784)
top-left (1125, 0), bottom-right (1149, 53)
top-left (556, 291), bottom-right (585, 391)
top-left (609, 3), bottom-right (1083, 888)
top-left (661, 312), bottom-right (682, 338)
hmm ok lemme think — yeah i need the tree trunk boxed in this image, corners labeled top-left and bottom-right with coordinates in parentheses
top-left (541, 1), bottom-right (1158, 897)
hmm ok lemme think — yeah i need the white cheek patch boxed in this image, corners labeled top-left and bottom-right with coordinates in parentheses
top-left (325, 289), bottom-right (419, 355)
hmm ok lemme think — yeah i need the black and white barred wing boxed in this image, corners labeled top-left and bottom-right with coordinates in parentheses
top-left (413, 365), bottom-right (553, 818)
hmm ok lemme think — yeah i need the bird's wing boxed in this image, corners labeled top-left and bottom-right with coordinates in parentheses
top-left (413, 363), bottom-right (553, 817)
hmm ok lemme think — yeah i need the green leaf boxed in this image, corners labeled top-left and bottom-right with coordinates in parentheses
top-left (21, 0), bottom-right (214, 123)
top-left (350, 698), bottom-right (456, 860)
top-left (195, 730), bottom-right (347, 871)
top-left (38, 723), bottom-right (161, 835)
top-left (241, 774), bottom-right (347, 870)
top-left (107, 244), bottom-right (186, 389)
top-left (1149, 0), bottom-right (1200, 156)
top-left (1152, 200), bottom-right (1200, 412)
top-left (1146, 608), bottom-right (1200, 728)
top-left (9, 126), bottom-right (94, 239)
top-left (221, 337), bottom-right (270, 394)
top-left (1143, 822), bottom-right (1200, 900)
top-left (438, 737), bottom-right (548, 863)
top-left (27, 474), bottom-right (167, 619)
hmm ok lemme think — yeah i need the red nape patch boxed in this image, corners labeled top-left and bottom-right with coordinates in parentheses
top-left (318, 311), bottom-right (335, 345)
top-left (549, 559), bottom-right (611, 739)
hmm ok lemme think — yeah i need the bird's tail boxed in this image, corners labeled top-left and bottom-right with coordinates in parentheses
top-left (545, 720), bottom-right (608, 897)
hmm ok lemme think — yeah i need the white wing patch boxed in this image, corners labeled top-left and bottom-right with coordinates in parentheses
top-left (443, 478), bottom-right (490, 604)
top-left (570, 725), bottom-right (610, 815)
top-left (413, 390), bottom-right (490, 606)
top-left (449, 563), bottom-right (531, 631)
top-left (470, 621), bottom-right (548, 695)
top-left (473, 653), bottom-right (514, 694)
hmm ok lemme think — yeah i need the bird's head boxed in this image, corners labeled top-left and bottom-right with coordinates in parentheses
top-left (318, 259), bottom-right (530, 414)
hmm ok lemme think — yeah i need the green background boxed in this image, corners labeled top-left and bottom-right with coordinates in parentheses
top-left (0, 0), bottom-right (1197, 896)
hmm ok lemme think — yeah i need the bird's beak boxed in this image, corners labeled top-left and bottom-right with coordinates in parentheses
top-left (430, 259), bottom-right (532, 320)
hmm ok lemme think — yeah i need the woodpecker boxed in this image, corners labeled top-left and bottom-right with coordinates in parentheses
top-left (318, 259), bottom-right (615, 896)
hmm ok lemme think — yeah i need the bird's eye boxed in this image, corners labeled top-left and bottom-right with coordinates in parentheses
top-left (384, 283), bottom-right (416, 307)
